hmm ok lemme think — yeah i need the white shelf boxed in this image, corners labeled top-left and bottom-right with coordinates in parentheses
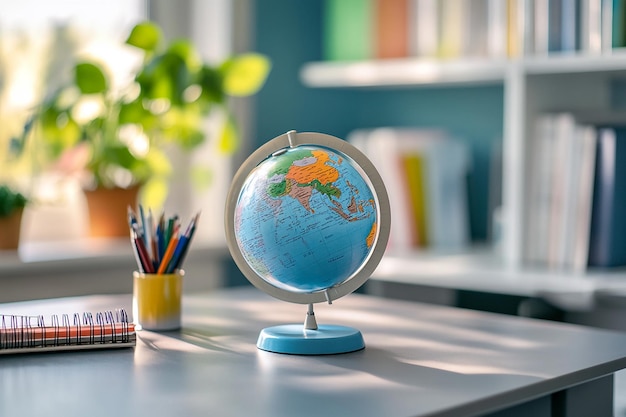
top-left (301, 52), bottom-right (626, 88)
top-left (523, 50), bottom-right (626, 74)
top-left (301, 57), bottom-right (509, 88)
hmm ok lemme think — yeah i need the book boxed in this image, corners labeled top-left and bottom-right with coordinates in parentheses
top-left (438, 0), bottom-right (467, 58)
top-left (400, 152), bottom-right (429, 247)
top-left (466, 0), bottom-right (490, 57)
top-left (548, 113), bottom-right (576, 269)
top-left (324, 0), bottom-right (374, 61)
top-left (560, 0), bottom-right (579, 52)
top-left (422, 135), bottom-right (471, 250)
top-left (556, 122), bottom-right (597, 271)
top-left (522, 0), bottom-right (536, 55)
top-left (0, 308), bottom-right (135, 354)
top-left (412, 0), bottom-right (440, 57)
top-left (525, 114), bottom-right (557, 265)
top-left (375, 0), bottom-right (410, 58)
top-left (507, 0), bottom-right (522, 57)
top-left (534, 0), bottom-right (550, 54)
top-left (612, 0), bottom-right (626, 48)
top-left (588, 127), bottom-right (626, 267)
top-left (571, 125), bottom-right (598, 272)
top-left (548, 0), bottom-right (564, 52)
top-left (580, 0), bottom-right (603, 53)
top-left (488, 0), bottom-right (509, 57)
top-left (525, 113), bottom-right (599, 272)
top-left (491, 0), bottom-right (531, 57)
top-left (487, 141), bottom-right (503, 243)
top-left (602, 0), bottom-right (614, 51)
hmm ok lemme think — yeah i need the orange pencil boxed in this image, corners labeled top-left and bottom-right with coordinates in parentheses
top-left (157, 224), bottom-right (180, 274)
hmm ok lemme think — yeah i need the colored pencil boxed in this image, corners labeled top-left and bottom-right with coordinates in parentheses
top-left (129, 206), bottom-right (199, 275)
top-left (157, 224), bottom-right (180, 274)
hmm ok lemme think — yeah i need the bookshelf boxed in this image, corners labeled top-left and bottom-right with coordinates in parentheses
top-left (299, 50), bottom-right (626, 297)
top-left (250, 0), bottom-right (626, 303)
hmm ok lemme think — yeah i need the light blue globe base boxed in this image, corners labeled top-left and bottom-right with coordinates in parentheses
top-left (257, 324), bottom-right (365, 355)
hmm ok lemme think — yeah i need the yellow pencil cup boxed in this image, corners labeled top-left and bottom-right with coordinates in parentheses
top-left (133, 270), bottom-right (184, 331)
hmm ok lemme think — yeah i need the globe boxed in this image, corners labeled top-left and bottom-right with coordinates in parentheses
top-left (224, 131), bottom-right (390, 355)
top-left (234, 144), bottom-right (378, 293)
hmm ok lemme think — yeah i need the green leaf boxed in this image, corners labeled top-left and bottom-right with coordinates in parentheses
top-left (101, 145), bottom-right (139, 170)
top-left (39, 108), bottom-right (81, 158)
top-left (221, 53), bottom-right (271, 96)
top-left (218, 116), bottom-right (238, 153)
top-left (126, 21), bottom-right (162, 52)
top-left (137, 52), bottom-right (190, 104)
top-left (159, 106), bottom-right (206, 149)
top-left (0, 185), bottom-right (27, 217)
top-left (118, 98), bottom-right (157, 130)
top-left (75, 62), bottom-right (108, 95)
top-left (167, 39), bottom-right (201, 70)
top-left (198, 66), bottom-right (224, 105)
top-left (179, 128), bottom-right (205, 150)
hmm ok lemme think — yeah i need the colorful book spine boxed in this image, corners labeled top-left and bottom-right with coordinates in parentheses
top-left (375, 0), bottom-right (410, 58)
top-left (322, 0), bottom-right (624, 62)
top-left (400, 153), bottom-right (429, 247)
top-left (324, 0), bottom-right (374, 61)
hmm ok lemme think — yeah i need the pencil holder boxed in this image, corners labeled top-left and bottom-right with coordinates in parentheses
top-left (133, 270), bottom-right (184, 331)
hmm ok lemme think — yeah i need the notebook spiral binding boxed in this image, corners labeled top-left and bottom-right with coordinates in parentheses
top-left (0, 309), bottom-right (136, 354)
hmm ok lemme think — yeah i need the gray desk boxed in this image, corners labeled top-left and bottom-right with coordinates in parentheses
top-left (2, 287), bottom-right (626, 417)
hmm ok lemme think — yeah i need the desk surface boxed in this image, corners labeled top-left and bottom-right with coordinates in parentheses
top-left (2, 287), bottom-right (626, 417)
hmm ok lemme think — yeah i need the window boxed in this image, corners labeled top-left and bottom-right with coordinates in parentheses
top-left (1, 1), bottom-right (239, 260)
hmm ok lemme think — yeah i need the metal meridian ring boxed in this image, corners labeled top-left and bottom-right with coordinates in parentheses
top-left (224, 131), bottom-right (391, 305)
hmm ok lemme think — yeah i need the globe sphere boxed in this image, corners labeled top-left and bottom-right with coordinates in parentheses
top-left (233, 145), bottom-right (378, 293)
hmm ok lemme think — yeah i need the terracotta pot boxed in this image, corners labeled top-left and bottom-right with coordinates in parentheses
top-left (0, 207), bottom-right (24, 250)
top-left (83, 185), bottom-right (140, 238)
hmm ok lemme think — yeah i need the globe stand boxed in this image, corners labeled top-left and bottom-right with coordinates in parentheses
top-left (256, 303), bottom-right (365, 355)
top-left (225, 131), bottom-right (391, 356)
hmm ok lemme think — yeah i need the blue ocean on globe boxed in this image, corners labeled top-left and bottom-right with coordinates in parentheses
top-left (234, 145), bottom-right (378, 293)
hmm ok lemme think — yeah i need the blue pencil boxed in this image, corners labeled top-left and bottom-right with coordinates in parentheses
top-left (165, 235), bottom-right (188, 274)
top-left (166, 212), bottom-right (199, 273)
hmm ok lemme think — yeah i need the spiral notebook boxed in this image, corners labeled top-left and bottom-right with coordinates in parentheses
top-left (0, 309), bottom-right (136, 354)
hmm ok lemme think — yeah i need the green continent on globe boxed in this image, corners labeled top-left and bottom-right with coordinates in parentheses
top-left (267, 148), bottom-right (347, 215)
top-left (235, 145), bottom-right (378, 293)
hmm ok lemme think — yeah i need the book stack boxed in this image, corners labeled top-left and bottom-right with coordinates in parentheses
top-left (524, 112), bottom-right (626, 272)
top-left (348, 128), bottom-right (471, 253)
top-left (323, 0), bottom-right (626, 62)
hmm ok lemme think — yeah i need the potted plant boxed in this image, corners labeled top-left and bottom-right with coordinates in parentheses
top-left (30, 21), bottom-right (270, 238)
top-left (0, 185), bottom-right (28, 249)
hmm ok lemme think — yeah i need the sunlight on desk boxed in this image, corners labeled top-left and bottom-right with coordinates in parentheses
top-left (1, 289), bottom-right (626, 417)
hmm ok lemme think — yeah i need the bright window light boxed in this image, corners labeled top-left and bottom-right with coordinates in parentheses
top-left (0, 0), bottom-right (147, 243)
